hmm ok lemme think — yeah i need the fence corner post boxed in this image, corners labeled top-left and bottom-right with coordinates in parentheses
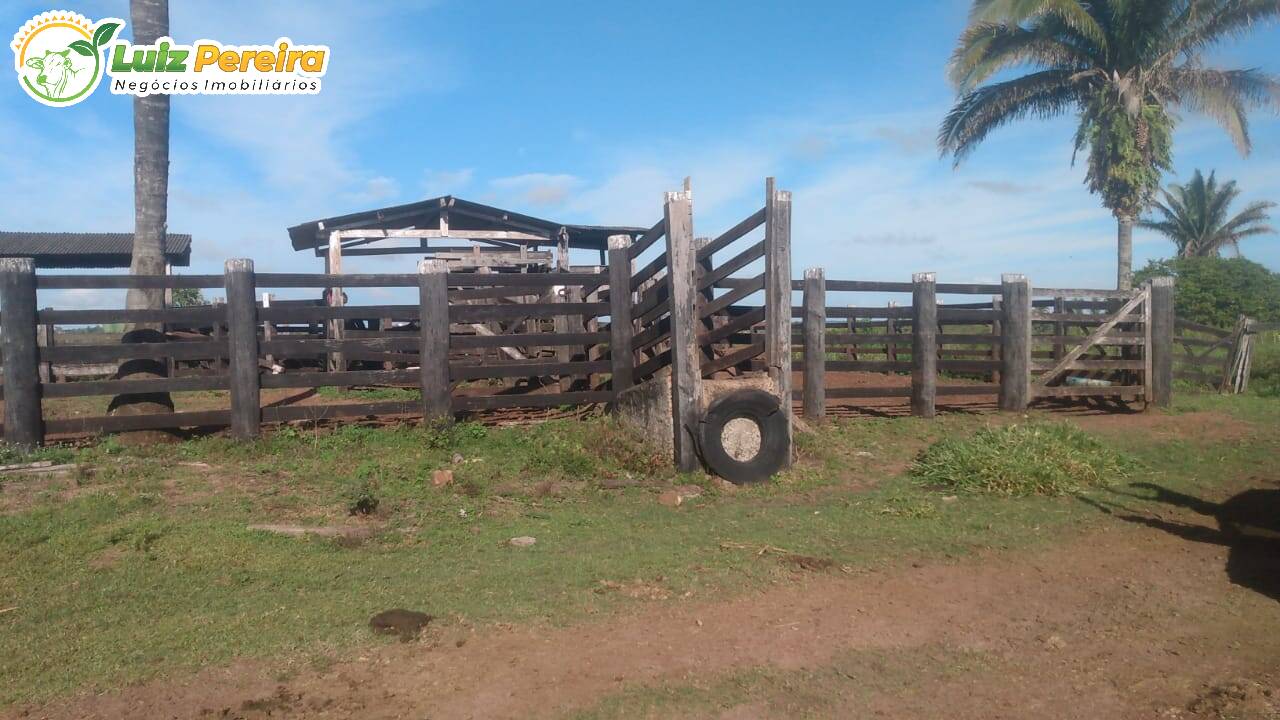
top-left (999, 273), bottom-right (1031, 411)
top-left (910, 272), bottom-right (937, 418)
top-left (418, 259), bottom-right (452, 423)
top-left (764, 177), bottom-right (794, 464)
top-left (0, 258), bottom-right (42, 447)
top-left (1149, 275), bottom-right (1175, 407)
top-left (802, 267), bottom-right (826, 422)
top-left (224, 258), bottom-right (260, 440)
top-left (665, 190), bottom-right (702, 472)
top-left (606, 234), bottom-right (635, 395)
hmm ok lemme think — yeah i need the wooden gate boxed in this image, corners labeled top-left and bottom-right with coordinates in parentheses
top-left (1030, 285), bottom-right (1152, 402)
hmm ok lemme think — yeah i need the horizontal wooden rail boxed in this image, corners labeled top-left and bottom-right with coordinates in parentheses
top-left (41, 375), bottom-right (230, 398)
top-left (261, 401), bottom-right (420, 423)
top-left (450, 302), bottom-right (607, 322)
top-left (1032, 359), bottom-right (1146, 371)
top-left (452, 331), bottom-right (609, 349)
top-left (260, 369), bottom-right (419, 389)
top-left (39, 306), bottom-right (226, 325)
top-left (1032, 385), bottom-right (1146, 398)
top-left (37, 274), bottom-right (224, 290)
top-left (260, 304), bottom-right (418, 322)
top-left (450, 360), bottom-right (608, 381)
top-left (824, 360), bottom-right (912, 372)
top-left (44, 409), bottom-right (232, 435)
top-left (260, 337), bottom-right (419, 355)
top-left (453, 391), bottom-right (613, 411)
top-left (42, 341), bottom-right (226, 363)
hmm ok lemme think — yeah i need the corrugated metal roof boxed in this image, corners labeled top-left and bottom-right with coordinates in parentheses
top-left (287, 196), bottom-right (647, 253)
top-left (0, 232), bottom-right (192, 269)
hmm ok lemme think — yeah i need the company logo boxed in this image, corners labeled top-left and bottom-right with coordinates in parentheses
top-left (11, 11), bottom-right (121, 107)
top-left (12, 10), bottom-right (330, 107)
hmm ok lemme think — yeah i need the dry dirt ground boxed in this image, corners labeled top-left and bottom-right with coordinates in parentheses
top-left (16, 490), bottom-right (1280, 720)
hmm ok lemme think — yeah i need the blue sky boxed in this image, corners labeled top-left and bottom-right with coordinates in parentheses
top-left (3, 0), bottom-right (1278, 306)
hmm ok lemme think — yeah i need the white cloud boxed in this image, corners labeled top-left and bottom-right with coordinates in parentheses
top-left (422, 168), bottom-right (475, 198)
top-left (489, 173), bottom-right (582, 208)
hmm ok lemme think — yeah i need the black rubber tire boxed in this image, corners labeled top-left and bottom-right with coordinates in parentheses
top-left (698, 389), bottom-right (788, 485)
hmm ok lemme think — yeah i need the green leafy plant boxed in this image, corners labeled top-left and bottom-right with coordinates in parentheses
top-left (910, 422), bottom-right (1134, 496)
top-left (1134, 256), bottom-right (1280, 328)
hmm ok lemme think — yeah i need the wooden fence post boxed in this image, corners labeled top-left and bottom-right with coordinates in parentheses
top-left (224, 259), bottom-right (260, 440)
top-left (665, 190), bottom-right (702, 472)
top-left (990, 295), bottom-right (1002, 385)
top-left (999, 273), bottom-right (1031, 411)
top-left (1149, 276), bottom-right (1175, 407)
top-left (37, 313), bottom-right (55, 384)
top-left (886, 301), bottom-right (898, 362)
top-left (606, 235), bottom-right (634, 393)
top-left (802, 267), bottom-right (826, 422)
top-left (764, 177), bottom-right (793, 464)
top-left (418, 259), bottom-right (452, 423)
top-left (0, 258), bottom-right (43, 447)
top-left (910, 272), bottom-right (937, 418)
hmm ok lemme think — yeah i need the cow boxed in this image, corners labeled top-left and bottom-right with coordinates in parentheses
top-left (25, 48), bottom-right (80, 99)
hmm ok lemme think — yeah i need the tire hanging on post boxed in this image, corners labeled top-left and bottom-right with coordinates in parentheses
top-left (697, 389), bottom-right (789, 485)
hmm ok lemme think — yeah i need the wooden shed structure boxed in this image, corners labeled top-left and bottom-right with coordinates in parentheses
top-left (287, 195), bottom-right (647, 274)
top-left (0, 231), bottom-right (191, 269)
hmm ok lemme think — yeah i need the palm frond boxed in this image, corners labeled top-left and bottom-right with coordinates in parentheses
top-left (969, 0), bottom-right (1108, 48)
top-left (1167, 67), bottom-right (1280, 153)
top-left (939, 70), bottom-right (1082, 164)
top-left (948, 22), bottom-right (1097, 91)
top-left (1171, 0), bottom-right (1280, 58)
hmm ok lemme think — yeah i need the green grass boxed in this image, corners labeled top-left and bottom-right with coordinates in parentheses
top-left (910, 421), bottom-right (1136, 496)
top-left (0, 393), bottom-right (1276, 707)
top-left (1250, 330), bottom-right (1280, 397)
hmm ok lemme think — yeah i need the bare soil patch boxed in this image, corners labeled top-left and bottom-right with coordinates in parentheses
top-left (18, 492), bottom-right (1279, 720)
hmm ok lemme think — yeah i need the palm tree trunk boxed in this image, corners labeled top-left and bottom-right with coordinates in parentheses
top-left (1116, 215), bottom-right (1134, 291)
top-left (112, 0), bottom-right (174, 435)
top-left (125, 0), bottom-right (169, 313)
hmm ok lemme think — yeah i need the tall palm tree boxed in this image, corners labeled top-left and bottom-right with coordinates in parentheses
top-left (1141, 169), bottom-right (1276, 256)
top-left (939, 0), bottom-right (1280, 289)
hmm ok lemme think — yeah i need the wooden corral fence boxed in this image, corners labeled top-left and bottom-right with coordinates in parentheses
top-left (0, 177), bottom-right (1203, 464)
top-left (794, 274), bottom-right (1176, 419)
top-left (0, 259), bottom-right (619, 446)
top-left (0, 179), bottom-right (797, 456)
top-left (1172, 315), bottom-right (1271, 393)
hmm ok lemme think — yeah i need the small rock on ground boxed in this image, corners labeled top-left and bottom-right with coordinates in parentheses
top-left (509, 536), bottom-right (537, 547)
top-left (432, 469), bottom-right (453, 487)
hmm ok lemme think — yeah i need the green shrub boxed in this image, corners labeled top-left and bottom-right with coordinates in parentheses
top-left (910, 422), bottom-right (1134, 496)
top-left (1134, 256), bottom-right (1280, 328)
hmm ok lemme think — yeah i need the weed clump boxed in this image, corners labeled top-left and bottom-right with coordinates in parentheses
top-left (910, 422), bottom-right (1133, 496)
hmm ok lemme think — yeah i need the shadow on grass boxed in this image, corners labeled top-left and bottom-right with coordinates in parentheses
top-left (1079, 483), bottom-right (1280, 602)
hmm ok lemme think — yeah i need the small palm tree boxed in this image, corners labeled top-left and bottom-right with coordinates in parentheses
top-left (939, 0), bottom-right (1280, 289)
top-left (1141, 169), bottom-right (1276, 257)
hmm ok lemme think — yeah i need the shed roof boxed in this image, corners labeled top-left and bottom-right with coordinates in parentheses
top-left (0, 232), bottom-right (192, 269)
top-left (287, 196), bottom-right (647, 253)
